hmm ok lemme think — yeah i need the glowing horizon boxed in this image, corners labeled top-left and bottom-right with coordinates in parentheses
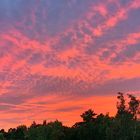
top-left (0, 0), bottom-right (140, 130)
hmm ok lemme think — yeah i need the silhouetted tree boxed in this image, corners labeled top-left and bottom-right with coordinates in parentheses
top-left (128, 94), bottom-right (140, 119)
top-left (0, 92), bottom-right (140, 140)
top-left (43, 120), bottom-right (47, 126)
top-left (30, 121), bottom-right (37, 128)
top-left (81, 109), bottom-right (96, 122)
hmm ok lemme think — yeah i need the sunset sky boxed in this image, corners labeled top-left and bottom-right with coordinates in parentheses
top-left (0, 0), bottom-right (140, 130)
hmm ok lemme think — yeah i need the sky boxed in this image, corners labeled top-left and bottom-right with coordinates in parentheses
top-left (0, 0), bottom-right (140, 130)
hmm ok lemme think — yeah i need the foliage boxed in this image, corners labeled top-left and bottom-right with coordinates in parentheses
top-left (0, 92), bottom-right (140, 140)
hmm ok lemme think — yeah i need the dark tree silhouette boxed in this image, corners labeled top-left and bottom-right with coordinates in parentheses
top-left (0, 93), bottom-right (140, 140)
top-left (80, 109), bottom-right (96, 122)
top-left (128, 94), bottom-right (140, 119)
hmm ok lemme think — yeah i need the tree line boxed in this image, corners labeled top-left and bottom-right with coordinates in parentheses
top-left (0, 92), bottom-right (140, 140)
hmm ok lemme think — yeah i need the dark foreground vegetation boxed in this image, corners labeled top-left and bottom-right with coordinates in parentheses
top-left (0, 92), bottom-right (140, 140)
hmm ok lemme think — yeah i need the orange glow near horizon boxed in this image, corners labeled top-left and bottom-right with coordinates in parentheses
top-left (0, 95), bottom-right (117, 130)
